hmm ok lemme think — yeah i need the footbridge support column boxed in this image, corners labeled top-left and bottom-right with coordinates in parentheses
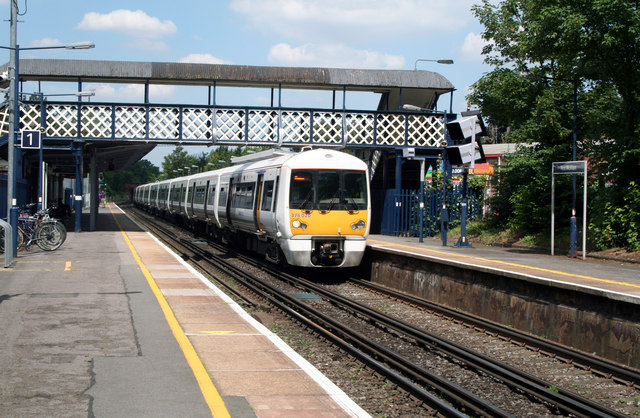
top-left (73, 142), bottom-right (83, 232)
top-left (89, 149), bottom-right (98, 231)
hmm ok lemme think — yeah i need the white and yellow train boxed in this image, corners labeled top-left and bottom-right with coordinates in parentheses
top-left (134, 149), bottom-right (370, 268)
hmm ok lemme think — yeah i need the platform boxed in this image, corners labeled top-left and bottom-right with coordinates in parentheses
top-left (367, 234), bottom-right (640, 303)
top-left (0, 204), bottom-right (368, 418)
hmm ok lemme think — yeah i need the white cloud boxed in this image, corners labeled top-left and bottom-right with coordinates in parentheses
top-left (229, 0), bottom-right (476, 43)
top-left (267, 43), bottom-right (404, 69)
top-left (77, 9), bottom-right (177, 39)
top-left (179, 54), bottom-right (231, 65)
top-left (460, 32), bottom-right (488, 63)
top-left (92, 83), bottom-right (176, 102)
top-left (28, 38), bottom-right (64, 48)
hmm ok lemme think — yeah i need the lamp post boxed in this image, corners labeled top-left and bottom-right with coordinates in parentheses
top-left (414, 59), bottom-right (454, 70)
top-left (3, 1), bottom-right (94, 256)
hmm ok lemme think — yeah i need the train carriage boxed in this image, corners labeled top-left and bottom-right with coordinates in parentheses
top-left (135, 148), bottom-right (370, 268)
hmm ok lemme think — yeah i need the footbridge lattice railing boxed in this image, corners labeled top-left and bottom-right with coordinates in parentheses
top-left (0, 101), bottom-right (447, 149)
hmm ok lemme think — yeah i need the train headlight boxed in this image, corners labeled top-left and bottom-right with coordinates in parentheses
top-left (292, 219), bottom-right (307, 229)
top-left (351, 220), bottom-right (366, 230)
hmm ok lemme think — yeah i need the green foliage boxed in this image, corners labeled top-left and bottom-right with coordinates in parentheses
top-left (102, 159), bottom-right (159, 201)
top-left (468, 175), bottom-right (487, 196)
top-left (469, 0), bottom-right (640, 250)
top-left (162, 146), bottom-right (270, 178)
top-left (486, 147), bottom-right (569, 233)
top-left (589, 182), bottom-right (640, 251)
top-left (161, 146), bottom-right (199, 179)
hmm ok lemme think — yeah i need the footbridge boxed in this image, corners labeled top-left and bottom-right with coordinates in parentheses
top-left (0, 59), bottom-right (456, 231)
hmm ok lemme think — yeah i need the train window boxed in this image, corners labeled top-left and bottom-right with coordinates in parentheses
top-left (344, 171), bottom-right (368, 208)
top-left (261, 181), bottom-right (274, 211)
top-left (317, 171), bottom-right (340, 211)
top-left (290, 171), bottom-right (314, 209)
top-left (207, 185), bottom-right (216, 205)
top-left (187, 186), bottom-right (194, 204)
top-left (232, 182), bottom-right (254, 209)
top-left (219, 187), bottom-right (227, 207)
top-left (194, 186), bottom-right (206, 204)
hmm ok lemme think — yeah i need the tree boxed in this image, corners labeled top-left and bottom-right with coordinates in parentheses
top-left (469, 0), bottom-right (640, 248)
top-left (102, 159), bottom-right (159, 201)
top-left (473, 0), bottom-right (639, 187)
top-left (161, 146), bottom-right (198, 178)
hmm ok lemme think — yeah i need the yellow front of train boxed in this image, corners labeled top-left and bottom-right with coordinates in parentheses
top-left (279, 150), bottom-right (370, 267)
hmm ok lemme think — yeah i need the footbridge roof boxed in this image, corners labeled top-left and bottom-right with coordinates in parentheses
top-left (1, 59), bottom-right (455, 109)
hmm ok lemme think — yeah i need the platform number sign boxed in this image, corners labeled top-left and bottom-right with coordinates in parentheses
top-left (21, 130), bottom-right (41, 149)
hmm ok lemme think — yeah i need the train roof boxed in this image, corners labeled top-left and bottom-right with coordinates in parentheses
top-left (139, 149), bottom-right (367, 188)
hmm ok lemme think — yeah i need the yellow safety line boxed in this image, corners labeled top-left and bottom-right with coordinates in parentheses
top-left (368, 239), bottom-right (640, 290)
top-left (64, 261), bottom-right (72, 271)
top-left (110, 206), bottom-right (230, 418)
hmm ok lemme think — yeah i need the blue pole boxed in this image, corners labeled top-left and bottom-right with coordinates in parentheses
top-left (454, 170), bottom-right (473, 248)
top-left (570, 79), bottom-right (578, 257)
top-left (73, 142), bottom-right (83, 232)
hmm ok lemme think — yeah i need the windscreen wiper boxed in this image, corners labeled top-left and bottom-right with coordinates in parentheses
top-left (322, 189), bottom-right (341, 213)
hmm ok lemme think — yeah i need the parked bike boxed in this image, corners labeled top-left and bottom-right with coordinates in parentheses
top-left (0, 205), bottom-right (67, 253)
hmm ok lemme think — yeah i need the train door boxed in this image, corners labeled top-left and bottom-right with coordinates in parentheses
top-left (169, 184), bottom-right (176, 212)
top-left (254, 174), bottom-right (264, 232)
top-left (203, 180), bottom-right (210, 220)
top-left (225, 178), bottom-right (234, 226)
top-left (186, 180), bottom-right (194, 218)
top-left (258, 170), bottom-right (278, 235)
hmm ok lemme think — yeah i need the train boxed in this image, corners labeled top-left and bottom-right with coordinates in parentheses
top-left (134, 148), bottom-right (370, 268)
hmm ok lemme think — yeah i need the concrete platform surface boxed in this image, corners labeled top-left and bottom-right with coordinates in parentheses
top-left (0, 204), bottom-right (368, 418)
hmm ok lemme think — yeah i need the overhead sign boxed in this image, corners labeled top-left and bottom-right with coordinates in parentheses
top-left (553, 160), bottom-right (586, 174)
top-left (21, 130), bottom-right (41, 149)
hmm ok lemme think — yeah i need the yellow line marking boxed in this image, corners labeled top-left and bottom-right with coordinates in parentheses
top-left (64, 261), bottom-right (72, 271)
top-left (110, 206), bottom-right (229, 418)
top-left (368, 239), bottom-right (640, 290)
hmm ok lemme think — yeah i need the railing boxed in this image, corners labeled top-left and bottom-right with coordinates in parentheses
top-left (0, 218), bottom-right (14, 267)
top-left (1, 101), bottom-right (447, 149)
top-left (381, 187), bottom-right (483, 237)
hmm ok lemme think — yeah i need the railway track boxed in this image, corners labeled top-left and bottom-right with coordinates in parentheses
top-left (347, 277), bottom-right (640, 389)
top-left (127, 206), bottom-right (637, 417)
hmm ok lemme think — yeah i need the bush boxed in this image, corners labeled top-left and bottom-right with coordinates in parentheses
top-left (589, 182), bottom-right (640, 251)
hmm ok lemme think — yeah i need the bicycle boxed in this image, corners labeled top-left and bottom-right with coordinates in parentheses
top-left (1, 206), bottom-right (67, 253)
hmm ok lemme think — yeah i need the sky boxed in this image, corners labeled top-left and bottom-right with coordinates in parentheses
top-left (0, 0), bottom-right (492, 168)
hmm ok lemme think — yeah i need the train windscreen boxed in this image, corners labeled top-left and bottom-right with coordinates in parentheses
top-left (290, 170), bottom-right (367, 211)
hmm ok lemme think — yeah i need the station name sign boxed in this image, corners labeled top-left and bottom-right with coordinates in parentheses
top-left (552, 160), bottom-right (586, 175)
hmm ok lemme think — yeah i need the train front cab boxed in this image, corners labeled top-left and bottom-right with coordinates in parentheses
top-left (280, 164), bottom-right (370, 268)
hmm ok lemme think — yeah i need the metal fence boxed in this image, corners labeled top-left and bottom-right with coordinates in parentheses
top-left (381, 186), bottom-right (483, 237)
